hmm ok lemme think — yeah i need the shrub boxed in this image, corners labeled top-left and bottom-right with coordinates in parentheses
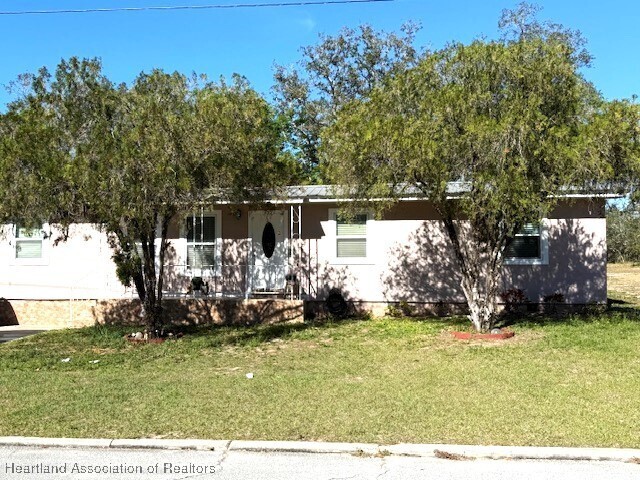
top-left (385, 301), bottom-right (415, 318)
top-left (499, 288), bottom-right (530, 312)
top-left (543, 293), bottom-right (565, 303)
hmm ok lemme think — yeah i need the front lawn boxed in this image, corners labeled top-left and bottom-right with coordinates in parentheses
top-left (1, 311), bottom-right (639, 448)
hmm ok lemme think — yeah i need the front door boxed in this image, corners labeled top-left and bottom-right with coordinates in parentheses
top-left (249, 210), bottom-right (287, 292)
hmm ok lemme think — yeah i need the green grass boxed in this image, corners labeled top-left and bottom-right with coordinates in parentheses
top-left (2, 311), bottom-right (640, 448)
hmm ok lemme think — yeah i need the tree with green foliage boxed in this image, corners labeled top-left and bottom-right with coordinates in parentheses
top-left (273, 22), bottom-right (419, 181)
top-left (607, 202), bottom-right (640, 263)
top-left (0, 59), bottom-right (293, 332)
top-left (0, 58), bottom-right (111, 234)
top-left (99, 71), bottom-right (292, 331)
top-left (323, 4), bottom-right (640, 332)
top-left (594, 99), bottom-right (640, 263)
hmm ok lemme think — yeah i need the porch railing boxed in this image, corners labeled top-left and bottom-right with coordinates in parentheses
top-left (160, 264), bottom-right (301, 300)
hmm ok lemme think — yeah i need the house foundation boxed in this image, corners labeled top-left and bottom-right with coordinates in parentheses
top-left (1, 298), bottom-right (305, 329)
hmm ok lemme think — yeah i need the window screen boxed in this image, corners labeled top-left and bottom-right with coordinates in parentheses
top-left (336, 214), bottom-right (367, 258)
top-left (505, 223), bottom-right (541, 259)
top-left (15, 224), bottom-right (43, 259)
top-left (186, 215), bottom-right (216, 268)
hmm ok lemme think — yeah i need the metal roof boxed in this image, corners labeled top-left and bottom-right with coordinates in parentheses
top-left (278, 182), bottom-right (623, 203)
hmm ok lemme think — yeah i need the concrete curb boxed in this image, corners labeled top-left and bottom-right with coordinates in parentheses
top-left (1, 437), bottom-right (639, 463)
top-left (110, 439), bottom-right (227, 451)
top-left (0, 437), bottom-right (112, 449)
top-left (230, 440), bottom-right (380, 456)
top-left (384, 444), bottom-right (640, 462)
top-left (0, 437), bottom-right (225, 452)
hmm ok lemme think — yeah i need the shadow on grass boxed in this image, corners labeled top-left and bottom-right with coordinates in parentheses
top-left (71, 314), bottom-right (475, 352)
top-left (501, 301), bottom-right (640, 329)
top-left (182, 314), bottom-right (390, 348)
top-left (608, 298), bottom-right (629, 306)
top-left (60, 315), bottom-right (374, 352)
top-left (13, 302), bottom-right (637, 355)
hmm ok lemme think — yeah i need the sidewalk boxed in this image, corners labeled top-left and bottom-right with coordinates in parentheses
top-left (1, 437), bottom-right (638, 463)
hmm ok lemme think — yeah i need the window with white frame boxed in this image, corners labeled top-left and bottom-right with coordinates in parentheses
top-left (505, 220), bottom-right (549, 265)
top-left (15, 223), bottom-right (45, 260)
top-left (330, 210), bottom-right (369, 259)
top-left (186, 212), bottom-right (220, 271)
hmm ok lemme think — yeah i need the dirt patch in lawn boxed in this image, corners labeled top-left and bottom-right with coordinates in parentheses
top-left (431, 329), bottom-right (544, 349)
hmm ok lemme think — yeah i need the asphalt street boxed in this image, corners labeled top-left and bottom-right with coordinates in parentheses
top-left (1, 445), bottom-right (639, 480)
top-left (0, 326), bottom-right (50, 344)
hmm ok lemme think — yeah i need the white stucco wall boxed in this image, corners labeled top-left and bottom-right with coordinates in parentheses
top-left (0, 198), bottom-right (608, 305)
top-left (303, 199), bottom-right (607, 305)
top-left (0, 224), bottom-right (130, 300)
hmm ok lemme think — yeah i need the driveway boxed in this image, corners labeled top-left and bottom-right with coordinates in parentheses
top-left (0, 325), bottom-right (52, 344)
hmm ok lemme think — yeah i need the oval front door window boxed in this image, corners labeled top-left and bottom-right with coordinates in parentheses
top-left (262, 222), bottom-right (276, 259)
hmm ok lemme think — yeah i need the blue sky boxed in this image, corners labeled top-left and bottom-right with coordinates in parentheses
top-left (1, 0), bottom-right (638, 108)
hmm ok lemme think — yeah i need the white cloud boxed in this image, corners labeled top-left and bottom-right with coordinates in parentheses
top-left (298, 16), bottom-right (316, 32)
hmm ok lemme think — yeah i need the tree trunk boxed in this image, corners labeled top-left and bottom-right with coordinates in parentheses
top-left (458, 250), bottom-right (502, 333)
top-left (138, 213), bottom-right (173, 336)
top-left (140, 218), bottom-right (161, 334)
top-left (154, 214), bottom-right (172, 332)
top-left (132, 269), bottom-right (146, 303)
top-left (440, 214), bottom-right (504, 333)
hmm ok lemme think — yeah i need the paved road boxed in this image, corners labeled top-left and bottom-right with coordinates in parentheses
top-left (1, 445), bottom-right (639, 480)
top-left (0, 326), bottom-right (50, 344)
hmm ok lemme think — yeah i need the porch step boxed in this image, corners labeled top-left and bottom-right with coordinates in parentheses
top-left (250, 290), bottom-right (286, 299)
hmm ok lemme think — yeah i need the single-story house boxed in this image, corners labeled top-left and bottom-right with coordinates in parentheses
top-left (0, 184), bottom-right (615, 327)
